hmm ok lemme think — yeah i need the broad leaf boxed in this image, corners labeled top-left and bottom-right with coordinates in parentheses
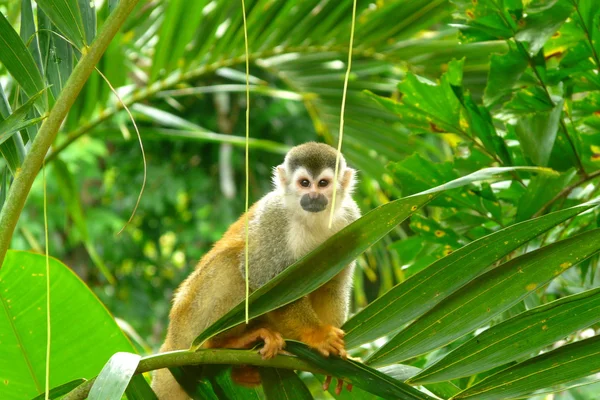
top-left (343, 201), bottom-right (596, 348)
top-left (366, 228), bottom-right (600, 366)
top-left (0, 251), bottom-right (136, 400)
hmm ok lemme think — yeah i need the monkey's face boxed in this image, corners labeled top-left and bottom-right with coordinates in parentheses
top-left (277, 165), bottom-right (355, 215)
top-left (293, 168), bottom-right (333, 213)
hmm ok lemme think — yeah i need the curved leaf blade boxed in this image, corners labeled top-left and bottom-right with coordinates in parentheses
top-left (367, 228), bottom-right (600, 367)
top-left (88, 352), bottom-right (141, 400)
top-left (453, 335), bottom-right (600, 399)
top-left (285, 341), bottom-right (434, 400)
top-left (411, 287), bottom-right (600, 384)
top-left (343, 202), bottom-right (596, 348)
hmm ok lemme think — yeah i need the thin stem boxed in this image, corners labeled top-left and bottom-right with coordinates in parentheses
top-left (63, 349), bottom-right (324, 400)
top-left (329, 0), bottom-right (357, 229)
top-left (0, 0), bottom-right (141, 266)
top-left (240, 0), bottom-right (251, 324)
top-left (43, 163), bottom-right (50, 400)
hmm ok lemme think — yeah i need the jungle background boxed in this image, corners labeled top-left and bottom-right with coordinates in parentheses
top-left (2, 0), bottom-right (600, 399)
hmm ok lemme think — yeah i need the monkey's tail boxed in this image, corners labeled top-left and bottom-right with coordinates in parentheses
top-left (231, 365), bottom-right (261, 387)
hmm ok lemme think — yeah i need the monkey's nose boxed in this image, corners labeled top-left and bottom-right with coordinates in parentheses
top-left (308, 192), bottom-right (320, 199)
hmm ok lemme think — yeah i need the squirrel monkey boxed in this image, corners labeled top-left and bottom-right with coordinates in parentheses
top-left (152, 142), bottom-right (360, 399)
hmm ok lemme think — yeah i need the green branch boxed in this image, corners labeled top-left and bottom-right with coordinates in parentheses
top-left (0, 0), bottom-right (141, 266)
top-left (63, 349), bottom-right (324, 400)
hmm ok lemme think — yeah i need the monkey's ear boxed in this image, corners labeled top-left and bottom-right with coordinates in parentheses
top-left (342, 168), bottom-right (357, 191)
top-left (275, 165), bottom-right (287, 188)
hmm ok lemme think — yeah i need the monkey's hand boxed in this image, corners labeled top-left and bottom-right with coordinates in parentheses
top-left (301, 325), bottom-right (347, 358)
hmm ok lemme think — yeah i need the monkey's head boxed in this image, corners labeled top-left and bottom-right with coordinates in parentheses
top-left (275, 142), bottom-right (356, 215)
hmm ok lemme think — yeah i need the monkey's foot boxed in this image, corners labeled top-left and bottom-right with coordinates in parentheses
top-left (256, 328), bottom-right (285, 360)
top-left (221, 327), bottom-right (285, 360)
top-left (231, 366), bottom-right (261, 387)
top-left (301, 325), bottom-right (347, 358)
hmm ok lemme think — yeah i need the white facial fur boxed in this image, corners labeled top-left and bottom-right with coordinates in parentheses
top-left (274, 164), bottom-right (356, 221)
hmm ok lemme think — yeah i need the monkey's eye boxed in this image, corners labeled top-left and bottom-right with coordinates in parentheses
top-left (318, 179), bottom-right (329, 187)
top-left (299, 179), bottom-right (310, 187)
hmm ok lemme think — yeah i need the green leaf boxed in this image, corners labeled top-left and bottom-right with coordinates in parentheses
top-left (484, 42), bottom-right (529, 107)
top-left (453, 334), bottom-right (600, 399)
top-left (88, 352), bottom-right (141, 400)
top-left (170, 366), bottom-right (219, 400)
top-left (125, 375), bottom-right (158, 400)
top-left (366, 228), bottom-right (600, 367)
top-left (20, 0), bottom-right (44, 75)
top-left (78, 0), bottom-right (97, 44)
top-left (171, 364), bottom-right (261, 400)
top-left (513, 96), bottom-right (564, 166)
top-left (150, 0), bottom-right (207, 81)
top-left (192, 167), bottom-right (543, 348)
top-left (30, 379), bottom-right (86, 400)
top-left (379, 365), bottom-right (461, 399)
top-left (461, 93), bottom-right (512, 165)
top-left (0, 251), bottom-right (136, 400)
top-left (411, 287), bottom-right (600, 384)
top-left (260, 368), bottom-right (313, 400)
top-left (343, 201), bottom-right (594, 349)
top-left (0, 89), bottom-right (47, 146)
top-left (515, 0), bottom-right (573, 55)
top-left (285, 341), bottom-right (434, 400)
top-left (396, 59), bottom-right (463, 134)
top-left (45, 29), bottom-right (74, 101)
top-left (0, 82), bottom-right (26, 173)
top-left (0, 12), bottom-right (46, 111)
top-left (35, 0), bottom-right (86, 49)
top-left (450, 0), bottom-right (516, 40)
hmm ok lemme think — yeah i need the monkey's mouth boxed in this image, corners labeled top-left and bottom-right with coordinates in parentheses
top-left (300, 195), bottom-right (328, 213)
